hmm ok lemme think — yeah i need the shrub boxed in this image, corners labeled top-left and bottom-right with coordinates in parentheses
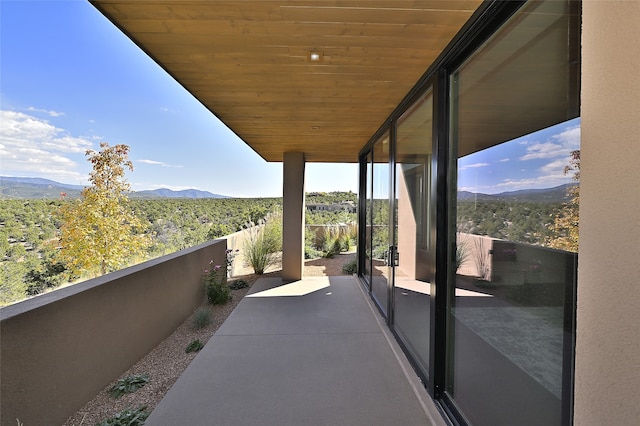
top-left (322, 236), bottom-right (343, 258)
top-left (203, 263), bottom-right (231, 304)
top-left (205, 278), bottom-right (231, 305)
top-left (243, 212), bottom-right (282, 274)
top-left (191, 307), bottom-right (212, 330)
top-left (97, 406), bottom-right (149, 426)
top-left (108, 374), bottom-right (150, 399)
top-left (305, 246), bottom-right (322, 259)
top-left (455, 238), bottom-right (470, 272)
top-left (24, 261), bottom-right (66, 296)
top-left (342, 259), bottom-right (357, 275)
top-left (305, 227), bottom-right (321, 259)
top-left (341, 234), bottom-right (352, 252)
top-left (228, 279), bottom-right (249, 290)
top-left (346, 222), bottom-right (358, 246)
top-left (185, 339), bottom-right (204, 353)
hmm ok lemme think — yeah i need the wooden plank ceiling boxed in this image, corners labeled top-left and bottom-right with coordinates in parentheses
top-left (90, 0), bottom-right (482, 162)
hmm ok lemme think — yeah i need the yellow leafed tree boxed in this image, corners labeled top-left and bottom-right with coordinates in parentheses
top-left (548, 150), bottom-right (580, 252)
top-left (58, 142), bottom-right (149, 277)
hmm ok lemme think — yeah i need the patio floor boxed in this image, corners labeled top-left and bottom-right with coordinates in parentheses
top-left (146, 275), bottom-right (444, 425)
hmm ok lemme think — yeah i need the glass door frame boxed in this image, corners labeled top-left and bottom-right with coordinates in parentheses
top-left (359, 131), bottom-right (394, 320)
top-left (357, 80), bottom-right (439, 383)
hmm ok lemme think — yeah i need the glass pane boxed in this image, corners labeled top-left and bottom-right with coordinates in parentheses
top-left (394, 91), bottom-right (433, 376)
top-left (446, 1), bottom-right (579, 425)
top-left (371, 133), bottom-right (390, 316)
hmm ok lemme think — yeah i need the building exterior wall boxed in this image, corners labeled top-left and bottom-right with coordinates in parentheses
top-left (575, 1), bottom-right (640, 424)
top-left (0, 239), bottom-right (227, 426)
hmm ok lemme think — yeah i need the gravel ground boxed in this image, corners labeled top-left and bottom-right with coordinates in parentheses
top-left (63, 252), bottom-right (356, 425)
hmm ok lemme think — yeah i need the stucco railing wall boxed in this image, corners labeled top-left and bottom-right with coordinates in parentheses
top-left (456, 232), bottom-right (576, 288)
top-left (0, 239), bottom-right (227, 426)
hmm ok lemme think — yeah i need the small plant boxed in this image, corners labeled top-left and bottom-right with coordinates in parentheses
top-left (304, 245), bottom-right (322, 259)
top-left (473, 237), bottom-right (491, 281)
top-left (203, 262), bottom-right (231, 304)
top-left (97, 406), bottom-right (149, 426)
top-left (191, 307), bottom-right (212, 330)
top-left (108, 374), bottom-right (150, 399)
top-left (455, 238), bottom-right (470, 272)
top-left (342, 259), bottom-right (357, 275)
top-left (321, 224), bottom-right (345, 258)
top-left (228, 279), bottom-right (249, 290)
top-left (186, 339), bottom-right (204, 353)
top-left (243, 213), bottom-right (281, 274)
top-left (322, 236), bottom-right (343, 258)
top-left (341, 234), bottom-right (352, 252)
top-left (224, 248), bottom-right (240, 278)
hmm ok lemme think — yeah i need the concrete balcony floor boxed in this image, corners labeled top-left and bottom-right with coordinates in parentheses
top-left (146, 276), bottom-right (444, 425)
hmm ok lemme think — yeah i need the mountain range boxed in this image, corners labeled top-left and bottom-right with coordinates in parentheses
top-left (0, 176), bottom-right (574, 202)
top-left (0, 177), bottom-right (228, 199)
top-left (457, 183), bottom-right (576, 203)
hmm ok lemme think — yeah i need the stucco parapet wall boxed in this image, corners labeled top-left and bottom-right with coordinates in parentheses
top-left (0, 239), bottom-right (227, 426)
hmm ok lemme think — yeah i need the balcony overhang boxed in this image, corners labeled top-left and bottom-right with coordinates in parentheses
top-left (89, 0), bottom-right (482, 163)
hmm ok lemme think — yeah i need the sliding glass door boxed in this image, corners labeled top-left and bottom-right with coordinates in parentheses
top-left (445, 1), bottom-right (579, 424)
top-left (357, 2), bottom-right (579, 424)
top-left (393, 90), bottom-right (434, 377)
top-left (370, 132), bottom-right (391, 317)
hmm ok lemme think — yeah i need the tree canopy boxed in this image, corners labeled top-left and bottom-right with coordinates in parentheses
top-left (547, 150), bottom-right (580, 252)
top-left (57, 142), bottom-right (149, 276)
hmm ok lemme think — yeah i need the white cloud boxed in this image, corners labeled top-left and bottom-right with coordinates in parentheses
top-left (539, 158), bottom-right (569, 175)
top-left (519, 141), bottom-right (564, 160)
top-left (495, 169), bottom-right (572, 191)
top-left (551, 125), bottom-right (580, 148)
top-left (26, 106), bottom-right (65, 117)
top-left (459, 162), bottom-right (489, 170)
top-left (499, 158), bottom-right (510, 162)
top-left (520, 125), bottom-right (580, 161)
top-left (0, 109), bottom-right (92, 183)
top-left (137, 159), bottom-right (183, 168)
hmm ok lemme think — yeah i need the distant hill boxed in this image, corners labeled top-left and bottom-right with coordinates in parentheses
top-left (0, 177), bottom-right (83, 199)
top-left (0, 177), bottom-right (228, 199)
top-left (131, 188), bottom-right (227, 199)
top-left (458, 183), bottom-right (576, 203)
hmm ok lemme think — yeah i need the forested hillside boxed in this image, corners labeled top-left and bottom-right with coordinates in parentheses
top-left (457, 199), bottom-right (561, 245)
top-left (0, 192), bottom-right (358, 306)
top-left (1, 188), bottom-right (569, 306)
top-left (0, 197), bottom-right (280, 305)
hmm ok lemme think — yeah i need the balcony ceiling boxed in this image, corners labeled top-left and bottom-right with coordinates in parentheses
top-left (90, 0), bottom-right (483, 162)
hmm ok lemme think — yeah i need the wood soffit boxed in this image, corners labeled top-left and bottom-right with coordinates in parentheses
top-left (90, 0), bottom-right (483, 162)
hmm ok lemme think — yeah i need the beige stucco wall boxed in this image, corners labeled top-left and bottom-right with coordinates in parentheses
top-left (225, 227), bottom-right (257, 277)
top-left (397, 167), bottom-right (418, 279)
top-left (575, 1), bottom-right (640, 424)
top-left (0, 239), bottom-right (226, 426)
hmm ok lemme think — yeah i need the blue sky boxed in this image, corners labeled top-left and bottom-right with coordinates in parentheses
top-left (0, 0), bottom-right (358, 197)
top-left (458, 118), bottom-right (580, 194)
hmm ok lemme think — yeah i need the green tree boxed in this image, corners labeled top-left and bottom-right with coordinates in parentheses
top-left (57, 142), bottom-right (149, 277)
top-left (548, 150), bottom-right (580, 252)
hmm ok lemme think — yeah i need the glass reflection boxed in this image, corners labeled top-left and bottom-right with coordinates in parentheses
top-left (446, 1), bottom-right (579, 425)
top-left (393, 92), bottom-right (433, 376)
top-left (371, 133), bottom-right (390, 315)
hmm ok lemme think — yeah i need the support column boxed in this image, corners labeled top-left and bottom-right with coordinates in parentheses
top-left (282, 152), bottom-right (305, 281)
